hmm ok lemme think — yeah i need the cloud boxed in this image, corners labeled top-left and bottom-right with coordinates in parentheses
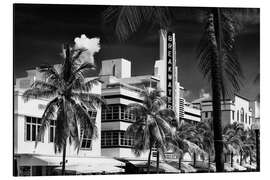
top-left (199, 88), bottom-right (211, 99)
top-left (183, 90), bottom-right (192, 99)
top-left (74, 34), bottom-right (101, 64)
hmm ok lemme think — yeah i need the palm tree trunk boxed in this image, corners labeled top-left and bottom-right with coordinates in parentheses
top-left (211, 7), bottom-right (225, 172)
top-left (231, 152), bottom-right (233, 168)
top-left (179, 155), bottom-right (182, 172)
top-left (156, 150), bottom-right (160, 174)
top-left (62, 140), bottom-right (67, 175)
top-left (193, 152), bottom-right (196, 167)
top-left (255, 129), bottom-right (260, 171)
top-left (208, 151), bottom-right (211, 172)
top-left (240, 150), bottom-right (242, 166)
top-left (249, 151), bottom-right (252, 165)
top-left (147, 145), bottom-right (152, 174)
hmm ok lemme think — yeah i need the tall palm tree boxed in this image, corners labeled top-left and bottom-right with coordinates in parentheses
top-left (22, 44), bottom-right (104, 175)
top-left (197, 8), bottom-right (244, 171)
top-left (125, 88), bottom-right (176, 173)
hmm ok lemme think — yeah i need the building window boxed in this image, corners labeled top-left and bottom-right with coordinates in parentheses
top-left (101, 131), bottom-right (133, 147)
top-left (120, 131), bottom-right (133, 146)
top-left (249, 116), bottom-right (251, 125)
top-left (102, 105), bottom-right (136, 122)
top-left (205, 112), bottom-right (208, 118)
top-left (240, 108), bottom-right (244, 123)
top-left (81, 134), bottom-right (92, 150)
top-left (232, 111), bottom-right (235, 120)
top-left (25, 116), bottom-right (42, 142)
top-left (80, 110), bottom-right (97, 150)
top-left (237, 110), bottom-right (239, 121)
top-left (49, 120), bottom-right (55, 143)
top-left (245, 113), bottom-right (247, 123)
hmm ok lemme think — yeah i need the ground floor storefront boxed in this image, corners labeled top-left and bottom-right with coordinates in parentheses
top-left (14, 154), bottom-right (125, 176)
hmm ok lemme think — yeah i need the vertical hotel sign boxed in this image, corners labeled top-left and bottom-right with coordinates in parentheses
top-left (167, 32), bottom-right (173, 109)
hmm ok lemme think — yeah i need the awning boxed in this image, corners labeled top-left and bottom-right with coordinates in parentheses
top-left (16, 154), bottom-right (125, 168)
top-left (54, 164), bottom-right (124, 174)
top-left (17, 154), bottom-right (61, 166)
top-left (166, 160), bottom-right (197, 173)
top-left (128, 160), bottom-right (180, 173)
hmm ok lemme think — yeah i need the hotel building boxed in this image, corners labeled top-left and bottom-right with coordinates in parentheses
top-left (14, 67), bottom-right (125, 176)
top-left (99, 58), bottom-right (158, 159)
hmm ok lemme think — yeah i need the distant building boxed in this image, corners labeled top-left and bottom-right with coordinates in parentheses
top-left (192, 94), bottom-right (259, 129)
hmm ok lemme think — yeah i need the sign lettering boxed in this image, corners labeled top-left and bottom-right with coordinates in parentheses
top-left (167, 32), bottom-right (174, 109)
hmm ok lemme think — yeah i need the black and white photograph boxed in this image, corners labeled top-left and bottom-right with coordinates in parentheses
top-left (12, 2), bottom-right (260, 176)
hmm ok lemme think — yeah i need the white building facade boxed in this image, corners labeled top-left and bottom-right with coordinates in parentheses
top-left (14, 67), bottom-right (124, 176)
top-left (99, 58), bottom-right (157, 159)
top-left (199, 95), bottom-right (256, 129)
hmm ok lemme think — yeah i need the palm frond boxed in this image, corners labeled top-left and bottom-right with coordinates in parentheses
top-left (103, 6), bottom-right (171, 41)
top-left (71, 92), bottom-right (104, 109)
top-left (22, 88), bottom-right (57, 102)
top-left (31, 80), bottom-right (57, 91)
top-left (35, 97), bottom-right (59, 147)
top-left (70, 99), bottom-right (98, 140)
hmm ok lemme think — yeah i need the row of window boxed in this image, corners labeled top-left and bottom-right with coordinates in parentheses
top-left (25, 114), bottom-right (96, 150)
top-left (234, 109), bottom-right (252, 125)
top-left (101, 105), bottom-right (136, 122)
top-left (203, 109), bottom-right (252, 125)
top-left (101, 131), bottom-right (133, 147)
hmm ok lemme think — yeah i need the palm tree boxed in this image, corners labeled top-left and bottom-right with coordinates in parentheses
top-left (197, 8), bottom-right (244, 171)
top-left (22, 44), bottom-right (104, 175)
top-left (196, 119), bottom-right (215, 171)
top-left (222, 122), bottom-right (244, 168)
top-left (239, 129), bottom-right (256, 166)
top-left (125, 88), bottom-right (176, 173)
top-left (168, 120), bottom-right (206, 171)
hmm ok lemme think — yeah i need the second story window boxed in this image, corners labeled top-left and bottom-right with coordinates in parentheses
top-left (237, 110), bottom-right (239, 121)
top-left (102, 105), bottom-right (136, 122)
top-left (25, 116), bottom-right (42, 142)
top-left (232, 111), bottom-right (235, 120)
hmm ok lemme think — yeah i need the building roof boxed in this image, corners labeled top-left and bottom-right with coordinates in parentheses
top-left (191, 96), bottom-right (211, 104)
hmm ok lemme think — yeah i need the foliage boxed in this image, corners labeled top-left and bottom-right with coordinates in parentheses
top-left (23, 44), bottom-right (104, 153)
top-left (126, 88), bottom-right (176, 157)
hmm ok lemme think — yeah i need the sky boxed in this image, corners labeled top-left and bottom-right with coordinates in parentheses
top-left (14, 4), bottom-right (260, 102)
